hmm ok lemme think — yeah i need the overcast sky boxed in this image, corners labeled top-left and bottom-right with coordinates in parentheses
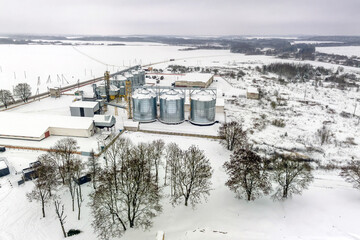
top-left (0, 0), bottom-right (359, 36)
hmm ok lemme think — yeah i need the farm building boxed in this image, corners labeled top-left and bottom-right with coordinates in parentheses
top-left (247, 87), bottom-right (260, 99)
top-left (70, 101), bottom-right (100, 117)
top-left (0, 112), bottom-right (95, 141)
top-left (175, 73), bottom-right (214, 88)
top-left (0, 158), bottom-right (10, 177)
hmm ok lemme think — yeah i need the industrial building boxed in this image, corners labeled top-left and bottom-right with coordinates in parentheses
top-left (70, 101), bottom-right (100, 117)
top-left (0, 112), bottom-right (95, 141)
top-left (175, 73), bottom-right (214, 88)
top-left (0, 158), bottom-right (10, 177)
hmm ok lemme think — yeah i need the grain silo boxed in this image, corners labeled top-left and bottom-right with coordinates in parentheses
top-left (132, 89), bottom-right (157, 122)
top-left (190, 90), bottom-right (216, 125)
top-left (159, 89), bottom-right (185, 124)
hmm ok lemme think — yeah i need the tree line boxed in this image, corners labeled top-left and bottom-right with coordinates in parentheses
top-left (219, 121), bottom-right (360, 202)
top-left (0, 82), bottom-right (32, 108)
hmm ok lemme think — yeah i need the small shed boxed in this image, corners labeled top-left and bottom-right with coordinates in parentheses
top-left (0, 159), bottom-right (10, 177)
top-left (50, 87), bottom-right (61, 98)
top-left (247, 87), bottom-right (260, 100)
top-left (93, 115), bottom-right (116, 129)
top-left (70, 101), bottom-right (100, 117)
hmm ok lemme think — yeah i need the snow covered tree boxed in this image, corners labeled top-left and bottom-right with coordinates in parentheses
top-left (271, 154), bottom-right (314, 200)
top-left (224, 149), bottom-right (271, 201)
top-left (0, 89), bottom-right (13, 108)
top-left (170, 145), bottom-right (213, 207)
top-left (26, 155), bottom-right (58, 217)
top-left (340, 160), bottom-right (360, 190)
top-left (13, 83), bottom-right (31, 102)
top-left (89, 139), bottom-right (162, 239)
top-left (218, 121), bottom-right (247, 151)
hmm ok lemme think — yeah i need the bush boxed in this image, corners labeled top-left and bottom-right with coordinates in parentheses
top-left (67, 229), bottom-right (81, 237)
top-left (271, 101), bottom-right (277, 109)
top-left (272, 119), bottom-right (286, 127)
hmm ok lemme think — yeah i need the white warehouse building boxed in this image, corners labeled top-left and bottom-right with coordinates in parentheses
top-left (70, 101), bottom-right (100, 117)
top-left (0, 112), bottom-right (95, 141)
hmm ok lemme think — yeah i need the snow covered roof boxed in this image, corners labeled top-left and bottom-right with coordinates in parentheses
top-left (70, 101), bottom-right (99, 109)
top-left (0, 159), bottom-right (8, 170)
top-left (0, 112), bottom-right (94, 139)
top-left (93, 115), bottom-right (113, 123)
top-left (132, 88), bottom-right (156, 99)
top-left (177, 73), bottom-right (214, 83)
top-left (160, 89), bottom-right (184, 100)
top-left (247, 87), bottom-right (259, 94)
top-left (191, 90), bottom-right (216, 101)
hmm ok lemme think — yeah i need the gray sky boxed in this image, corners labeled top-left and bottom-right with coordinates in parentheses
top-left (0, 0), bottom-right (359, 36)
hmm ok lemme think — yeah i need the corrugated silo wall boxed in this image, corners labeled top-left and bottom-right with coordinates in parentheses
top-left (159, 98), bottom-right (185, 124)
top-left (190, 99), bottom-right (216, 124)
top-left (132, 97), bottom-right (157, 122)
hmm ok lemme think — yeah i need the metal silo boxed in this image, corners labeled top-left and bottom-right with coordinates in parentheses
top-left (159, 89), bottom-right (185, 124)
top-left (132, 70), bottom-right (139, 86)
top-left (190, 90), bottom-right (216, 125)
top-left (139, 70), bottom-right (145, 85)
top-left (132, 89), bottom-right (157, 122)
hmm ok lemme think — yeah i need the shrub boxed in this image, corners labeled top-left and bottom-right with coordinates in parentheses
top-left (67, 229), bottom-right (81, 237)
top-left (272, 119), bottom-right (286, 127)
top-left (271, 101), bottom-right (277, 109)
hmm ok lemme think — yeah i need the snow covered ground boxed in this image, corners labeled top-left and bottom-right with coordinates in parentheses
top-left (316, 46), bottom-right (360, 58)
top-left (1, 43), bottom-right (360, 240)
top-left (1, 132), bottom-right (360, 240)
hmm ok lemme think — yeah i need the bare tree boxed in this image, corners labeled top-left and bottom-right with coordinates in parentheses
top-left (164, 142), bottom-right (182, 189)
top-left (26, 157), bottom-right (58, 217)
top-left (171, 145), bottom-right (213, 207)
top-left (49, 138), bottom-right (79, 185)
top-left (340, 160), bottom-right (360, 190)
top-left (152, 139), bottom-right (165, 186)
top-left (89, 139), bottom-right (162, 239)
top-left (316, 125), bottom-right (333, 145)
top-left (54, 200), bottom-right (67, 238)
top-left (13, 83), bottom-right (32, 102)
top-left (218, 121), bottom-right (247, 151)
top-left (271, 154), bottom-right (313, 200)
top-left (87, 150), bottom-right (101, 190)
top-left (224, 149), bottom-right (271, 201)
top-left (0, 89), bottom-right (13, 108)
top-left (73, 158), bottom-right (84, 220)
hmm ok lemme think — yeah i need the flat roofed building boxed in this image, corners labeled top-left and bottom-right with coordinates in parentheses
top-left (0, 112), bottom-right (95, 141)
top-left (175, 73), bottom-right (214, 88)
top-left (70, 101), bottom-right (100, 117)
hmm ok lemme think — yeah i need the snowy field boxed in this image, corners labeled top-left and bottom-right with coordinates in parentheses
top-left (316, 46), bottom-right (360, 58)
top-left (1, 42), bottom-right (360, 240)
top-left (1, 132), bottom-right (360, 240)
top-left (2, 43), bottom-right (360, 96)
